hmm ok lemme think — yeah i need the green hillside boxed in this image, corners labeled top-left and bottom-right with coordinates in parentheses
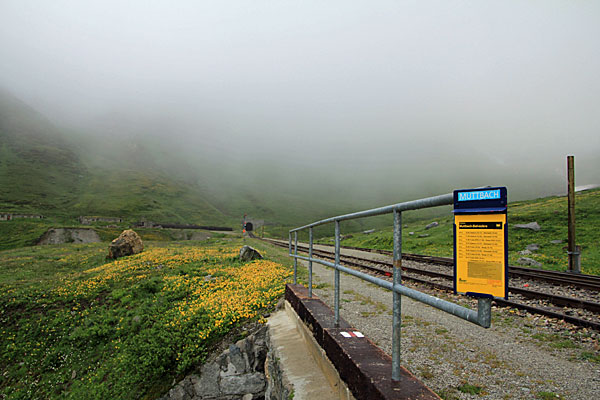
top-left (0, 90), bottom-right (233, 226)
top-left (0, 91), bottom-right (84, 214)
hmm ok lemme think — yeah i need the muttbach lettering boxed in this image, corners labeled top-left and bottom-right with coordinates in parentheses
top-left (457, 189), bottom-right (501, 202)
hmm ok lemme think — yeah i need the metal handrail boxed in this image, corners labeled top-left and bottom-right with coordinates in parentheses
top-left (288, 191), bottom-right (492, 382)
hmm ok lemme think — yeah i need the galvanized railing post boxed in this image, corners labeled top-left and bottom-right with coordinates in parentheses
top-left (288, 232), bottom-right (292, 256)
top-left (294, 231), bottom-right (298, 284)
top-left (477, 297), bottom-right (492, 328)
top-left (392, 209), bottom-right (402, 381)
top-left (309, 227), bottom-right (314, 298)
top-left (334, 220), bottom-right (341, 326)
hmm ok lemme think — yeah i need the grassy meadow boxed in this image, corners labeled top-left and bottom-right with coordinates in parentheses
top-left (0, 238), bottom-right (291, 399)
top-left (318, 189), bottom-right (600, 275)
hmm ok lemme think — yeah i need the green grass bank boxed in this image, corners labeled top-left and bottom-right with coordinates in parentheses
top-left (0, 238), bottom-right (291, 399)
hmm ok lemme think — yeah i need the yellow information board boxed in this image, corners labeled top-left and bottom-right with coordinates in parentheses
top-left (455, 213), bottom-right (507, 298)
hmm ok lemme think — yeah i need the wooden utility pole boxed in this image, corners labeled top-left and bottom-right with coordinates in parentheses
top-left (567, 155), bottom-right (580, 273)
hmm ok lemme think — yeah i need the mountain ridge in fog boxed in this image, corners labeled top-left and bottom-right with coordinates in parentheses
top-left (1, 87), bottom-right (598, 232)
top-left (0, 89), bottom-right (374, 228)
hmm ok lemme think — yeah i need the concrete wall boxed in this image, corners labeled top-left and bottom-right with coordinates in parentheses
top-left (0, 213), bottom-right (43, 220)
top-left (79, 216), bottom-right (123, 225)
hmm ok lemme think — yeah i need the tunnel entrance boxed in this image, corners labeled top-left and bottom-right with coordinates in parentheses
top-left (245, 222), bottom-right (254, 232)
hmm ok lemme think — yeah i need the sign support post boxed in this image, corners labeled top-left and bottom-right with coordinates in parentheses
top-left (567, 156), bottom-right (581, 273)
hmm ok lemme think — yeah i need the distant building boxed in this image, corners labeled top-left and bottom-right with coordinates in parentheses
top-left (0, 212), bottom-right (43, 221)
top-left (133, 220), bottom-right (159, 228)
top-left (79, 216), bottom-right (123, 225)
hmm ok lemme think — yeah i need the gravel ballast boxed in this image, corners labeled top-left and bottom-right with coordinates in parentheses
top-left (296, 247), bottom-right (600, 400)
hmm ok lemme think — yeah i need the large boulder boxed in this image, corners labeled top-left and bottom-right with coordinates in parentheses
top-left (108, 230), bottom-right (143, 259)
top-left (239, 245), bottom-right (263, 262)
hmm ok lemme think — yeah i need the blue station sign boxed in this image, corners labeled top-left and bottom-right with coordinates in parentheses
top-left (453, 187), bottom-right (507, 214)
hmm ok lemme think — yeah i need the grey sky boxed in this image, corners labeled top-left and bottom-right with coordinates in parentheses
top-left (1, 1), bottom-right (599, 201)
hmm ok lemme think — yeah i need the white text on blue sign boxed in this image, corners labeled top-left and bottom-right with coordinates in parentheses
top-left (458, 189), bottom-right (501, 202)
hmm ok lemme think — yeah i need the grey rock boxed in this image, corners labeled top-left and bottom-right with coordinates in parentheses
top-left (363, 229), bottom-right (375, 234)
top-left (221, 372), bottom-right (265, 395)
top-left (519, 250), bottom-right (532, 256)
top-left (220, 361), bottom-right (239, 377)
top-left (239, 245), bottom-right (263, 261)
top-left (551, 239), bottom-right (563, 244)
top-left (166, 383), bottom-right (191, 400)
top-left (229, 344), bottom-right (247, 374)
top-left (218, 352), bottom-right (229, 371)
top-left (162, 325), bottom-right (272, 400)
top-left (409, 232), bottom-right (414, 235)
top-left (517, 257), bottom-right (542, 267)
top-left (37, 228), bottom-right (101, 245)
top-left (194, 365), bottom-right (220, 397)
top-left (526, 244), bottom-right (540, 251)
top-left (242, 394), bottom-right (253, 400)
top-left (425, 221), bottom-right (439, 230)
top-left (418, 234), bottom-right (430, 238)
top-left (514, 222), bottom-right (541, 231)
top-left (238, 335), bottom-right (254, 372)
top-left (252, 326), bottom-right (268, 372)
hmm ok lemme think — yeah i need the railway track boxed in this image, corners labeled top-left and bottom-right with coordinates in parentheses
top-left (260, 238), bottom-right (600, 331)
top-left (330, 244), bottom-right (600, 291)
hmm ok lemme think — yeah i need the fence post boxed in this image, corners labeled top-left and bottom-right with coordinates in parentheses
top-left (309, 227), bottom-right (314, 298)
top-left (392, 209), bottom-right (402, 381)
top-left (334, 220), bottom-right (341, 327)
top-left (288, 232), bottom-right (292, 256)
top-left (294, 231), bottom-right (298, 284)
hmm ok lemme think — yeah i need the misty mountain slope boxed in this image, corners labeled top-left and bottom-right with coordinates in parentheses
top-left (0, 90), bottom-right (84, 213)
top-left (0, 92), bottom-right (232, 224)
top-left (74, 168), bottom-right (232, 224)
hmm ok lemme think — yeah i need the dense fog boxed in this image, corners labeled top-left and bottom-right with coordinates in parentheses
top-left (1, 1), bottom-right (599, 209)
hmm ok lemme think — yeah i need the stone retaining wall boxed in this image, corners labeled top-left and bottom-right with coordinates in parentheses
top-left (160, 325), bottom-right (292, 400)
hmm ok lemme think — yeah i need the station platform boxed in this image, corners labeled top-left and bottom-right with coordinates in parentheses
top-left (278, 283), bottom-right (439, 400)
